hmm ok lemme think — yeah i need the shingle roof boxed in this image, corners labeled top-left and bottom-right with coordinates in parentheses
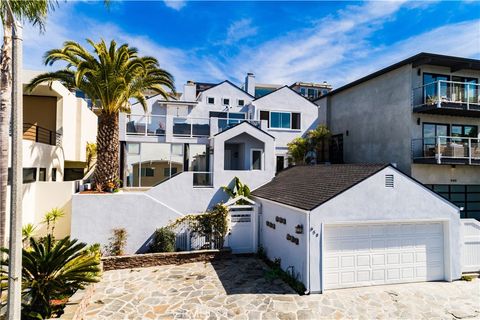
top-left (252, 164), bottom-right (389, 211)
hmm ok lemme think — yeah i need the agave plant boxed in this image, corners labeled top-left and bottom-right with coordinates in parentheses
top-left (0, 235), bottom-right (101, 319)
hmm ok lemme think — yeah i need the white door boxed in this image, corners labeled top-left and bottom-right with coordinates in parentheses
top-left (324, 222), bottom-right (445, 290)
top-left (228, 210), bottom-right (254, 253)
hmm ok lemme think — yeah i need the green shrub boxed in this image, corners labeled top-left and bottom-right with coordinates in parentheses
top-left (149, 227), bottom-right (176, 253)
top-left (460, 275), bottom-right (475, 282)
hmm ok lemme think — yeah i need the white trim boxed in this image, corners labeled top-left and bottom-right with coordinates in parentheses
top-left (250, 148), bottom-right (264, 171)
top-left (324, 218), bottom-right (449, 226)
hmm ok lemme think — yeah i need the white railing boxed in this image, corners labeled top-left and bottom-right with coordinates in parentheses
top-left (412, 136), bottom-right (480, 164)
top-left (193, 171), bottom-right (213, 187)
top-left (412, 80), bottom-right (480, 110)
top-left (461, 219), bottom-right (480, 273)
top-left (126, 114), bottom-right (167, 136)
top-left (216, 118), bottom-right (261, 133)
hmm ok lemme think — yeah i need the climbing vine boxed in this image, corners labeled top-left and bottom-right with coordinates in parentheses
top-left (167, 204), bottom-right (230, 248)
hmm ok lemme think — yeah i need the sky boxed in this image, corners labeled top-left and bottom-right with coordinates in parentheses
top-left (21, 0), bottom-right (480, 90)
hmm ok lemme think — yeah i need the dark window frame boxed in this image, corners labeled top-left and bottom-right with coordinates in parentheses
top-left (23, 168), bottom-right (37, 184)
top-left (427, 184), bottom-right (480, 220)
top-left (39, 168), bottom-right (47, 182)
top-left (207, 97), bottom-right (215, 104)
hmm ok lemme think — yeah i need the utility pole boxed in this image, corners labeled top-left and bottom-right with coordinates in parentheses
top-left (7, 12), bottom-right (23, 320)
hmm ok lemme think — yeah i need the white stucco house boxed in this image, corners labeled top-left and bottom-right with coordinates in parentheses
top-left (72, 74), bottom-right (318, 252)
top-left (252, 164), bottom-right (462, 292)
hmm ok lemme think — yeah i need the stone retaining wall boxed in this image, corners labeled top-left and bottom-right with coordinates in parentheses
top-left (59, 283), bottom-right (95, 320)
top-left (101, 249), bottom-right (232, 271)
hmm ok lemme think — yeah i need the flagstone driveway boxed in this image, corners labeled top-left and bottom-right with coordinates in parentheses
top-left (84, 256), bottom-right (480, 319)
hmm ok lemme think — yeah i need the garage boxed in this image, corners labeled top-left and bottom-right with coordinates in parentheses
top-left (324, 222), bottom-right (445, 289)
top-left (252, 164), bottom-right (462, 293)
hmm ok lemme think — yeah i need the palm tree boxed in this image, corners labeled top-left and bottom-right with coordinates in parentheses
top-left (1, 235), bottom-right (101, 319)
top-left (21, 223), bottom-right (37, 249)
top-left (27, 39), bottom-right (175, 189)
top-left (0, 0), bottom-right (57, 256)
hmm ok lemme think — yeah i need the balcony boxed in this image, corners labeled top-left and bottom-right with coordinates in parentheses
top-left (22, 123), bottom-right (61, 146)
top-left (412, 80), bottom-right (480, 117)
top-left (412, 136), bottom-right (480, 165)
top-left (125, 114), bottom-right (262, 139)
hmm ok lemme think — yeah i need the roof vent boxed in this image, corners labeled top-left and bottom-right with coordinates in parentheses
top-left (385, 174), bottom-right (394, 188)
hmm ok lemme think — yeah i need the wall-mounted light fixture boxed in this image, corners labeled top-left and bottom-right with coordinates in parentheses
top-left (295, 224), bottom-right (304, 234)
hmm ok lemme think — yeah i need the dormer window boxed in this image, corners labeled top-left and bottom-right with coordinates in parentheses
top-left (207, 97), bottom-right (215, 104)
top-left (222, 98), bottom-right (230, 106)
top-left (238, 99), bottom-right (245, 106)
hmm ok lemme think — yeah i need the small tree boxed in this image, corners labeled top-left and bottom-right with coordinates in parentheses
top-left (287, 137), bottom-right (309, 165)
top-left (21, 223), bottom-right (37, 249)
top-left (104, 228), bottom-right (128, 256)
top-left (149, 227), bottom-right (176, 253)
top-left (287, 125), bottom-right (331, 165)
top-left (43, 207), bottom-right (65, 236)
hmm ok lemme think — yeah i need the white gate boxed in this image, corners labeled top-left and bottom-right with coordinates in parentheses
top-left (225, 196), bottom-right (258, 254)
top-left (461, 219), bottom-right (480, 273)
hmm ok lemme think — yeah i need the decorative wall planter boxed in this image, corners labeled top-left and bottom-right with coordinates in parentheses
top-left (275, 216), bottom-right (286, 224)
top-left (266, 221), bottom-right (276, 229)
top-left (286, 233), bottom-right (299, 245)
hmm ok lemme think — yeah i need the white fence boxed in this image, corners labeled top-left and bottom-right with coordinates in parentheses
top-left (461, 219), bottom-right (480, 273)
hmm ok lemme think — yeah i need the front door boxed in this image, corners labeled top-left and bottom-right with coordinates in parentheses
top-left (276, 156), bottom-right (284, 173)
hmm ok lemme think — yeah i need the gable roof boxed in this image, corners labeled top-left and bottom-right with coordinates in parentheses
top-left (252, 164), bottom-right (389, 210)
top-left (315, 52), bottom-right (480, 101)
top-left (253, 85), bottom-right (319, 107)
top-left (200, 80), bottom-right (255, 99)
top-left (214, 120), bottom-right (275, 139)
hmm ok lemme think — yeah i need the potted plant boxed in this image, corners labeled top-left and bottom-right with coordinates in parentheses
top-left (106, 181), bottom-right (115, 193)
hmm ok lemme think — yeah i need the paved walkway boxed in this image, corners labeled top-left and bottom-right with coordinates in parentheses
top-left (84, 256), bottom-right (480, 319)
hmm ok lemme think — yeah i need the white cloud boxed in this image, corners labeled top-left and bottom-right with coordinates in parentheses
top-left (224, 18), bottom-right (258, 45)
top-left (163, 0), bottom-right (186, 11)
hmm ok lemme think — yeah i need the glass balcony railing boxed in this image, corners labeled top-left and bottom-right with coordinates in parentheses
top-left (172, 117), bottom-right (210, 137)
top-left (126, 114), bottom-right (167, 136)
top-left (412, 80), bottom-right (480, 111)
top-left (193, 171), bottom-right (213, 187)
top-left (217, 118), bottom-right (261, 133)
top-left (412, 136), bottom-right (480, 165)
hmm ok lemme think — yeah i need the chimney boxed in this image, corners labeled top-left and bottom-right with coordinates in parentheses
top-left (245, 72), bottom-right (255, 96)
top-left (183, 80), bottom-right (196, 101)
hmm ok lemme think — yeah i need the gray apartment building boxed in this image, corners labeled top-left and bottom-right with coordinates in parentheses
top-left (316, 53), bottom-right (480, 219)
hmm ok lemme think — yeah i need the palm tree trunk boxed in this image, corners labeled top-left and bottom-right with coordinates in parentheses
top-left (0, 20), bottom-right (13, 249)
top-left (93, 112), bottom-right (119, 190)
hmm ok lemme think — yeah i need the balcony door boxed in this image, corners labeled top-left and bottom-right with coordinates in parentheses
top-left (423, 123), bottom-right (449, 154)
top-left (452, 77), bottom-right (478, 104)
top-left (423, 73), bottom-right (449, 102)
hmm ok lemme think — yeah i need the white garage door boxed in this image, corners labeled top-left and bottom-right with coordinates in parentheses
top-left (324, 222), bottom-right (445, 290)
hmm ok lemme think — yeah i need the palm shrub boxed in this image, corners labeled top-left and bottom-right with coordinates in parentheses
top-left (43, 207), bottom-right (65, 236)
top-left (27, 39), bottom-right (175, 190)
top-left (0, 235), bottom-right (101, 319)
top-left (221, 177), bottom-right (251, 204)
top-left (104, 228), bottom-right (128, 256)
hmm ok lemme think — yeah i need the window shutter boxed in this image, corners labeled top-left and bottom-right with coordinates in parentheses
top-left (292, 113), bottom-right (301, 129)
top-left (260, 111), bottom-right (270, 127)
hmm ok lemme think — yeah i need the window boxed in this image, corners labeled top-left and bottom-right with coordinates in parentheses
top-left (292, 113), bottom-right (301, 130)
top-left (51, 168), bottom-right (57, 182)
top-left (260, 111), bottom-right (270, 127)
top-left (300, 88), bottom-right (306, 96)
top-left (269, 112), bottom-right (301, 130)
top-left (238, 99), bottom-right (245, 106)
top-left (207, 97), bottom-right (215, 104)
top-left (251, 150), bottom-right (262, 170)
top-left (127, 143), bottom-right (140, 155)
top-left (423, 123), bottom-right (449, 146)
top-left (39, 168), bottom-right (47, 182)
top-left (141, 167), bottom-right (155, 177)
top-left (307, 88), bottom-right (316, 99)
top-left (427, 185), bottom-right (480, 220)
top-left (23, 168), bottom-right (37, 184)
top-left (423, 73), bottom-right (449, 100)
top-left (222, 98), bottom-right (230, 106)
top-left (163, 167), bottom-right (178, 176)
top-left (451, 125), bottom-right (478, 138)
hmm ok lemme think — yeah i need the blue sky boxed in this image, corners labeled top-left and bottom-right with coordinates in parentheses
top-left (23, 1), bottom-right (480, 89)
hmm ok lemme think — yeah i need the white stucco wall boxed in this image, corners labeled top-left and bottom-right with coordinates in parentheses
top-left (256, 199), bottom-right (308, 287)
top-left (252, 87), bottom-right (319, 151)
top-left (71, 192), bottom-right (183, 253)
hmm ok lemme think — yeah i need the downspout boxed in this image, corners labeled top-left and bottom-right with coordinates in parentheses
top-left (305, 210), bottom-right (311, 295)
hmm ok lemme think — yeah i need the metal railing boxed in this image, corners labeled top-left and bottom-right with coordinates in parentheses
top-left (412, 136), bottom-right (480, 164)
top-left (22, 123), bottom-right (61, 146)
top-left (412, 80), bottom-right (480, 110)
top-left (193, 171), bottom-right (213, 187)
top-left (173, 117), bottom-right (210, 137)
top-left (126, 114), bottom-right (167, 136)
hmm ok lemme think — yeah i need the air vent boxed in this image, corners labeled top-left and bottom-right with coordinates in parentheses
top-left (385, 174), bottom-right (394, 188)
